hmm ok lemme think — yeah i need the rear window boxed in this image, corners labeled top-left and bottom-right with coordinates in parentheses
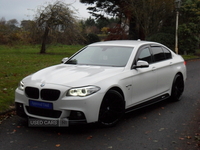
top-left (162, 47), bottom-right (172, 59)
top-left (151, 46), bottom-right (172, 62)
top-left (151, 47), bottom-right (165, 62)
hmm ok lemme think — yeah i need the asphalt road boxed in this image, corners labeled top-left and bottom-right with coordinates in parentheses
top-left (1, 59), bottom-right (200, 150)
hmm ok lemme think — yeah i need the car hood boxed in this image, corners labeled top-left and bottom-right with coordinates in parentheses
top-left (23, 64), bottom-right (124, 87)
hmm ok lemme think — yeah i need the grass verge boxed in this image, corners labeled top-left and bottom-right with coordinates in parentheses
top-left (0, 44), bottom-right (83, 113)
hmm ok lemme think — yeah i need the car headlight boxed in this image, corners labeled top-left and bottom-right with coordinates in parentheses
top-left (18, 81), bottom-right (25, 91)
top-left (67, 86), bottom-right (100, 97)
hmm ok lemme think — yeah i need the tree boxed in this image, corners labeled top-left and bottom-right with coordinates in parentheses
top-left (84, 17), bottom-right (99, 34)
top-left (0, 17), bottom-right (6, 25)
top-left (81, 0), bottom-right (175, 40)
top-left (128, 0), bottom-right (174, 38)
top-left (0, 18), bottom-right (22, 45)
top-left (178, 0), bottom-right (200, 54)
top-left (35, 1), bottom-right (79, 53)
top-left (7, 19), bottom-right (19, 26)
top-left (96, 18), bottom-right (109, 30)
top-left (85, 17), bottom-right (96, 26)
top-left (20, 20), bottom-right (40, 44)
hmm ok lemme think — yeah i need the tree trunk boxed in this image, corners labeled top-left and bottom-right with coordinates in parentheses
top-left (40, 26), bottom-right (50, 54)
top-left (128, 17), bottom-right (138, 40)
top-left (129, 17), bottom-right (146, 40)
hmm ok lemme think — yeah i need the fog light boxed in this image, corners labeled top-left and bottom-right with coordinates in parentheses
top-left (69, 111), bottom-right (86, 120)
top-left (15, 102), bottom-right (27, 118)
top-left (19, 104), bottom-right (23, 108)
top-left (15, 102), bottom-right (23, 110)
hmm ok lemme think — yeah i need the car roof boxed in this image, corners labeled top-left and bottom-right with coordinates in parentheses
top-left (88, 40), bottom-right (159, 47)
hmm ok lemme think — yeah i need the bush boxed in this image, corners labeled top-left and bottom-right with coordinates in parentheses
top-left (85, 33), bottom-right (100, 44)
top-left (178, 23), bottom-right (199, 54)
top-left (147, 33), bottom-right (175, 50)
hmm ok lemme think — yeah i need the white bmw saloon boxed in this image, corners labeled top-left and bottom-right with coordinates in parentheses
top-left (15, 40), bottom-right (187, 127)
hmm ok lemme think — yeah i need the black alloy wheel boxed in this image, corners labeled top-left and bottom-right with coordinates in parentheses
top-left (171, 74), bottom-right (184, 101)
top-left (98, 90), bottom-right (125, 127)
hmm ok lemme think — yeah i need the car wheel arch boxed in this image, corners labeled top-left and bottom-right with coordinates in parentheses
top-left (173, 72), bottom-right (184, 84)
top-left (98, 87), bottom-right (126, 127)
top-left (170, 72), bottom-right (184, 101)
top-left (108, 87), bottom-right (125, 101)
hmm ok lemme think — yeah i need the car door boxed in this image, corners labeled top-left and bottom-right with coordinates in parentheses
top-left (150, 45), bottom-right (174, 95)
top-left (130, 45), bottom-right (158, 105)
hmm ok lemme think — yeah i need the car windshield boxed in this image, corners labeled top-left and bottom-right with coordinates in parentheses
top-left (66, 46), bottom-right (134, 67)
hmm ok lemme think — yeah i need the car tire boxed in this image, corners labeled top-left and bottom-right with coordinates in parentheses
top-left (171, 74), bottom-right (184, 101)
top-left (98, 90), bottom-right (125, 127)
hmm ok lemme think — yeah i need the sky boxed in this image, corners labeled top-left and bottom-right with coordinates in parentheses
top-left (0, 0), bottom-right (92, 23)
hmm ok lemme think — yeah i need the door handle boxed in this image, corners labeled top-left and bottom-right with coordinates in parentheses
top-left (152, 66), bottom-right (156, 71)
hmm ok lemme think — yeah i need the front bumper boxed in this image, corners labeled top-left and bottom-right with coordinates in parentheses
top-left (15, 86), bottom-right (104, 127)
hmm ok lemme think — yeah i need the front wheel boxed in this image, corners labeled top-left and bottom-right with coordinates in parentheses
top-left (98, 90), bottom-right (125, 127)
top-left (171, 74), bottom-right (184, 101)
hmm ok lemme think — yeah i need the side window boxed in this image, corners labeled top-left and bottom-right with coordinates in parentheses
top-left (151, 46), bottom-right (165, 62)
top-left (138, 47), bottom-right (152, 64)
top-left (162, 47), bottom-right (172, 59)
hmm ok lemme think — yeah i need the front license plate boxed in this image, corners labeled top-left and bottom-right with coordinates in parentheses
top-left (29, 100), bottom-right (53, 109)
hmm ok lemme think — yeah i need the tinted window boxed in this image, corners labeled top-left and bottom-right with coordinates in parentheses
top-left (151, 46), bottom-right (165, 62)
top-left (162, 47), bottom-right (172, 59)
top-left (138, 47), bottom-right (152, 64)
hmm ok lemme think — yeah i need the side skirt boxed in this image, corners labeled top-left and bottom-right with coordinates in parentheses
top-left (125, 93), bottom-right (170, 113)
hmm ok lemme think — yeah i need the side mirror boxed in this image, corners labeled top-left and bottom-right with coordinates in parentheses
top-left (133, 60), bottom-right (149, 69)
top-left (61, 57), bottom-right (69, 63)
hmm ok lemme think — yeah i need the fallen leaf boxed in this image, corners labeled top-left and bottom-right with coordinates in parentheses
top-left (172, 141), bottom-right (177, 144)
top-left (12, 129), bottom-right (16, 133)
top-left (87, 135), bottom-right (93, 140)
top-left (186, 136), bottom-right (192, 139)
top-left (117, 137), bottom-right (124, 141)
top-left (195, 136), bottom-right (200, 141)
top-left (55, 144), bottom-right (60, 147)
top-left (159, 128), bottom-right (165, 131)
top-left (145, 131), bottom-right (152, 134)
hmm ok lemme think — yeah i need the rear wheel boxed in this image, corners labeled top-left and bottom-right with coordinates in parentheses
top-left (98, 90), bottom-right (125, 127)
top-left (171, 74), bottom-right (184, 101)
